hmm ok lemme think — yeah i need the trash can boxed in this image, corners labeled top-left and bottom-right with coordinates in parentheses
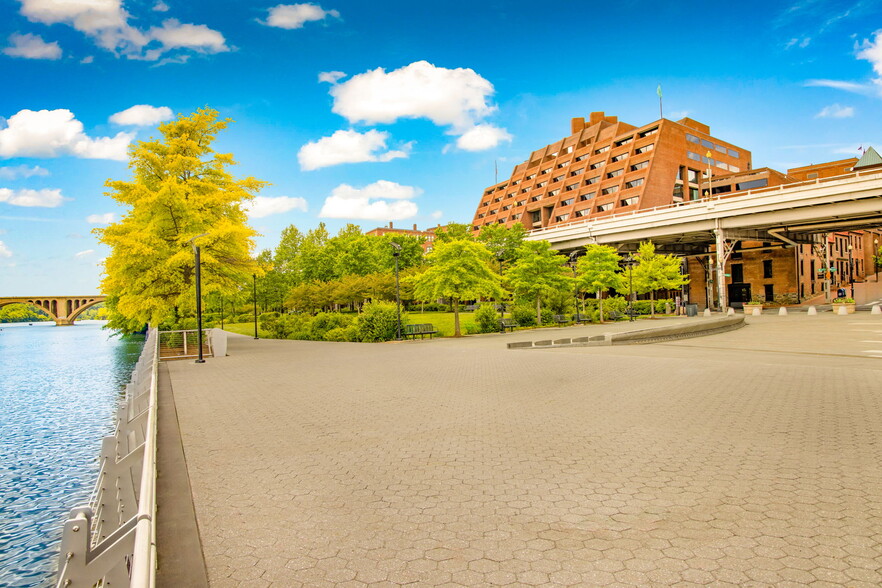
top-left (685, 303), bottom-right (698, 317)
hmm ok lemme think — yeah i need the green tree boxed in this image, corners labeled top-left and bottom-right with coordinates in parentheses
top-left (505, 241), bottom-right (573, 325)
top-left (96, 108), bottom-right (265, 332)
top-left (273, 224), bottom-right (304, 287)
top-left (299, 223), bottom-right (335, 283)
top-left (327, 224), bottom-right (380, 277)
top-left (477, 223), bottom-right (527, 271)
top-left (377, 234), bottom-right (425, 272)
top-left (409, 240), bottom-right (505, 337)
top-left (576, 245), bottom-right (624, 323)
top-left (432, 222), bottom-right (473, 244)
top-left (630, 241), bottom-right (689, 317)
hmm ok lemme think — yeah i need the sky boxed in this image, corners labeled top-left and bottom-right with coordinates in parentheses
top-left (0, 0), bottom-right (881, 295)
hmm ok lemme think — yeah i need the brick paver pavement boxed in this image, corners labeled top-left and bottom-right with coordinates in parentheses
top-left (166, 314), bottom-right (882, 587)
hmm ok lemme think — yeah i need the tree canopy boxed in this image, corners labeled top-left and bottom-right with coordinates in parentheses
top-left (96, 108), bottom-right (264, 332)
top-left (576, 244), bottom-right (624, 322)
top-left (630, 241), bottom-right (689, 316)
top-left (505, 240), bottom-right (573, 324)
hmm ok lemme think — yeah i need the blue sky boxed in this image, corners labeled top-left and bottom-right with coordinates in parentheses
top-left (0, 0), bottom-right (880, 295)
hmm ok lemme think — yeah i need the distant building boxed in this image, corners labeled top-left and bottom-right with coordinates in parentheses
top-left (365, 222), bottom-right (438, 251)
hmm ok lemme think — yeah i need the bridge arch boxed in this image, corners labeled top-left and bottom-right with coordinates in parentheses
top-left (0, 296), bottom-right (107, 326)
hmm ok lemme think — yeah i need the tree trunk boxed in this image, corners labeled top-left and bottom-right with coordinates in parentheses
top-left (535, 295), bottom-right (542, 326)
top-left (650, 291), bottom-right (656, 318)
top-left (597, 289), bottom-right (604, 323)
top-left (453, 297), bottom-right (461, 337)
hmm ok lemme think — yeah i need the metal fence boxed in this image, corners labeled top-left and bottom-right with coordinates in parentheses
top-left (55, 327), bottom-right (159, 588)
top-left (157, 329), bottom-right (213, 360)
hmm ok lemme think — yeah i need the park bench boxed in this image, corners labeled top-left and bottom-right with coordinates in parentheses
top-left (403, 323), bottom-right (438, 339)
top-left (499, 318), bottom-right (517, 332)
top-left (552, 314), bottom-right (569, 326)
top-left (608, 311), bottom-right (622, 321)
top-left (572, 313), bottom-right (590, 323)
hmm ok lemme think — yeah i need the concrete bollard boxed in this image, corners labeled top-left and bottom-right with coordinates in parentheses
top-left (752, 307), bottom-right (761, 316)
top-left (703, 308), bottom-right (712, 317)
top-left (727, 307), bottom-right (735, 316)
top-left (872, 304), bottom-right (881, 315)
top-left (665, 303), bottom-right (672, 315)
top-left (778, 307), bottom-right (787, 316)
top-left (837, 305), bottom-right (848, 316)
top-left (807, 306), bottom-right (817, 316)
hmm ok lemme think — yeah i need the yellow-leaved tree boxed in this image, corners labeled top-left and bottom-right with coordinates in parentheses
top-left (96, 108), bottom-right (266, 333)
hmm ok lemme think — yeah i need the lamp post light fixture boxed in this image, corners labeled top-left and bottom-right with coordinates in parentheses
top-left (622, 254), bottom-right (637, 322)
top-left (252, 273), bottom-right (259, 340)
top-left (391, 242), bottom-right (402, 341)
top-left (188, 232), bottom-right (208, 364)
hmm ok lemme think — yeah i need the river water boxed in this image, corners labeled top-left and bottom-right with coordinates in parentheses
top-left (0, 321), bottom-right (143, 588)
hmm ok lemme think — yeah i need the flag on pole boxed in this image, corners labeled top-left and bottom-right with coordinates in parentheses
top-left (657, 84), bottom-right (663, 98)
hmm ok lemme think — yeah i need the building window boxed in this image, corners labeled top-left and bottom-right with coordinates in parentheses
top-left (630, 160), bottom-right (649, 171)
top-left (764, 284), bottom-right (774, 301)
top-left (586, 176), bottom-right (600, 185)
top-left (580, 192), bottom-right (596, 201)
top-left (512, 179), bottom-right (521, 185)
top-left (594, 145), bottom-right (610, 154)
top-left (555, 214), bottom-right (569, 222)
top-left (689, 187), bottom-right (699, 200)
top-left (552, 174), bottom-right (565, 183)
top-left (565, 182), bottom-right (579, 191)
top-left (575, 208), bottom-right (590, 217)
top-left (481, 201), bottom-right (489, 206)
top-left (484, 189), bottom-right (494, 195)
top-left (596, 203), bottom-right (613, 212)
top-left (511, 213), bottom-right (521, 220)
top-left (489, 209), bottom-right (498, 215)
top-left (625, 178), bottom-right (644, 189)
top-left (563, 145), bottom-right (574, 154)
top-left (638, 127), bottom-right (658, 138)
top-left (526, 173), bottom-right (537, 180)
top-left (686, 134), bottom-right (700, 144)
top-left (493, 197), bottom-right (502, 202)
top-left (635, 143), bottom-right (654, 154)
top-left (736, 179), bottom-right (768, 191)
top-left (531, 195), bottom-right (541, 202)
top-left (731, 263), bottom-right (744, 282)
top-left (515, 200), bottom-right (526, 207)
top-left (590, 161), bottom-right (604, 170)
top-left (560, 198), bottom-right (574, 207)
top-left (536, 181), bottom-right (547, 188)
top-left (602, 186), bottom-right (619, 195)
top-left (531, 210), bottom-right (541, 223)
top-left (548, 189), bottom-right (560, 196)
top-left (575, 153), bottom-right (590, 162)
top-left (556, 161), bottom-right (570, 168)
top-left (688, 151), bottom-right (701, 162)
top-left (807, 172), bottom-right (818, 179)
top-left (520, 188), bottom-right (529, 194)
top-left (763, 259), bottom-right (773, 279)
top-left (615, 137), bottom-right (633, 147)
top-left (673, 184), bottom-right (683, 199)
top-left (716, 144), bottom-right (728, 154)
top-left (687, 168), bottom-right (701, 183)
top-left (620, 197), bottom-right (638, 206)
top-left (711, 185), bottom-right (732, 195)
top-left (505, 192), bottom-right (514, 199)
top-left (728, 148), bottom-right (739, 158)
top-left (502, 204), bottom-right (512, 210)
top-left (478, 213), bottom-right (485, 218)
top-left (611, 152), bottom-right (628, 162)
top-left (701, 138), bottom-right (714, 149)
top-left (606, 169), bottom-right (623, 178)
top-left (570, 167), bottom-right (584, 176)
top-left (540, 168), bottom-right (551, 175)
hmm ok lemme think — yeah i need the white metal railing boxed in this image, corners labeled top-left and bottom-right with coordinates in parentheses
top-left (55, 327), bottom-right (159, 588)
top-left (157, 329), bottom-right (213, 360)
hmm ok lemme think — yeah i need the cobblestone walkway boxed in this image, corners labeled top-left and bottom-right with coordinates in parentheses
top-left (167, 314), bottom-right (882, 587)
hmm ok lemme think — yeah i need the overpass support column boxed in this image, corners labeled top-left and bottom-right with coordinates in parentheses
top-left (714, 222), bottom-right (736, 312)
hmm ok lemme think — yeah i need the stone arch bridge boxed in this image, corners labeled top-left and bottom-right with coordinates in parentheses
top-left (0, 296), bottom-right (107, 326)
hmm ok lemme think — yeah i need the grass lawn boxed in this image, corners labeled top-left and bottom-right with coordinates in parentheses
top-left (404, 311), bottom-right (477, 337)
top-left (222, 322), bottom-right (271, 338)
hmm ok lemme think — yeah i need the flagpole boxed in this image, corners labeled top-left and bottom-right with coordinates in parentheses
top-left (657, 83), bottom-right (663, 119)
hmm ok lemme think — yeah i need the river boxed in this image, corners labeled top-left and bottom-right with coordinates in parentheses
top-left (0, 321), bottom-right (143, 588)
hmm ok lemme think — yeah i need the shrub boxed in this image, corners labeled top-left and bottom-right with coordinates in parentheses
top-left (511, 303), bottom-right (537, 327)
top-left (357, 301), bottom-right (400, 342)
top-left (323, 325), bottom-right (358, 342)
top-left (474, 303), bottom-right (501, 333)
top-left (309, 312), bottom-right (353, 340)
top-left (464, 322), bottom-right (482, 335)
top-left (409, 302), bottom-right (449, 312)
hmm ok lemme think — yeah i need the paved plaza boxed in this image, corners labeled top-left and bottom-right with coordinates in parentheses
top-left (165, 314), bottom-right (882, 587)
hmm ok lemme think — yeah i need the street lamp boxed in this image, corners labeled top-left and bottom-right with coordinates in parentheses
top-left (568, 251), bottom-right (580, 319)
top-left (252, 273), bottom-right (259, 340)
top-left (188, 232), bottom-right (208, 364)
top-left (622, 254), bottom-right (637, 321)
top-left (847, 244), bottom-right (854, 298)
top-left (391, 242), bottom-right (402, 340)
top-left (875, 238), bottom-right (879, 282)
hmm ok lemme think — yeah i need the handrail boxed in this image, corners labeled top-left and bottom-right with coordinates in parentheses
top-left (55, 327), bottom-right (159, 588)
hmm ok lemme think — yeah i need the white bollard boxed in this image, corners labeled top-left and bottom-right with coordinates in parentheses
top-left (807, 306), bottom-right (817, 316)
top-left (703, 308), bottom-right (712, 317)
top-left (837, 305), bottom-right (848, 315)
top-left (778, 307), bottom-right (787, 316)
top-left (727, 307), bottom-right (735, 316)
top-left (752, 307), bottom-right (761, 316)
top-left (872, 304), bottom-right (881, 315)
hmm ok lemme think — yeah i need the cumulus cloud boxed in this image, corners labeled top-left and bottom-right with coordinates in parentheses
top-left (319, 180), bottom-right (420, 221)
top-left (263, 3), bottom-right (339, 29)
top-left (298, 129), bottom-right (409, 171)
top-left (804, 31), bottom-right (882, 98)
top-left (86, 212), bottom-right (116, 224)
top-left (455, 124), bottom-right (513, 151)
top-left (857, 30), bottom-right (882, 76)
top-left (0, 187), bottom-right (65, 207)
top-left (815, 104), bottom-right (855, 118)
top-left (244, 195), bottom-right (308, 218)
top-left (3, 32), bottom-right (62, 59)
top-left (153, 1), bottom-right (169, 11)
top-left (0, 164), bottom-right (49, 180)
top-left (0, 240), bottom-right (11, 258)
top-left (318, 70), bottom-right (346, 84)
top-left (0, 109), bottom-right (134, 160)
top-left (330, 60), bottom-right (498, 131)
top-left (16, 0), bottom-right (228, 60)
top-left (109, 104), bottom-right (174, 126)
top-left (75, 249), bottom-right (95, 258)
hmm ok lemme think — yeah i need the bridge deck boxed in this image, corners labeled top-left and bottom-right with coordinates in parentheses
top-left (165, 315), bottom-right (882, 587)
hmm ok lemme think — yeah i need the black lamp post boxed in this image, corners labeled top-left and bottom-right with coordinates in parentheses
top-left (875, 238), bottom-right (879, 282)
top-left (623, 254), bottom-right (637, 321)
top-left (391, 242), bottom-right (402, 340)
top-left (568, 251), bottom-right (580, 318)
top-left (188, 233), bottom-right (208, 364)
top-left (252, 273), bottom-right (259, 339)
top-left (848, 244), bottom-right (854, 298)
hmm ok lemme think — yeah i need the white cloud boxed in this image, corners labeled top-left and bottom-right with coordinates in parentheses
top-left (330, 60), bottom-right (499, 132)
top-left (153, 1), bottom-right (169, 12)
top-left (804, 79), bottom-right (872, 94)
top-left (455, 124), bottom-right (513, 151)
top-left (431, 210), bottom-right (442, 220)
top-left (16, 0), bottom-right (227, 60)
top-left (80, 55), bottom-right (94, 63)
top-left (0, 109), bottom-right (134, 160)
top-left (263, 3), bottom-right (339, 29)
top-left (147, 19), bottom-right (229, 54)
top-left (318, 70), bottom-right (346, 84)
top-left (86, 212), bottom-right (115, 224)
top-left (785, 37), bottom-right (811, 50)
top-left (0, 187), bottom-right (65, 207)
top-left (319, 180), bottom-right (420, 221)
top-left (244, 196), bottom-right (308, 218)
top-left (0, 164), bottom-right (49, 180)
top-left (109, 104), bottom-right (174, 126)
top-left (75, 249), bottom-right (95, 258)
top-left (0, 241), bottom-right (11, 258)
top-left (857, 30), bottom-right (882, 76)
top-left (815, 104), bottom-right (855, 118)
top-left (3, 32), bottom-right (62, 59)
top-left (298, 129), bottom-right (409, 171)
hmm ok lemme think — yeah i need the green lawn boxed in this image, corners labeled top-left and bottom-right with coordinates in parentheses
top-left (404, 311), bottom-right (477, 337)
top-left (221, 322), bottom-right (271, 338)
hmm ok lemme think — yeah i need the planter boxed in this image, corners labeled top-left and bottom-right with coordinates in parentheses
top-left (832, 303), bottom-right (856, 314)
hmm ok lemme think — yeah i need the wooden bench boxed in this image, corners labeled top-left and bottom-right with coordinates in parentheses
top-left (499, 318), bottom-right (517, 332)
top-left (403, 323), bottom-right (437, 339)
top-left (552, 314), bottom-right (569, 326)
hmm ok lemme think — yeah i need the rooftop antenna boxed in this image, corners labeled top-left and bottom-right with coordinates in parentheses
top-left (494, 159), bottom-right (498, 184)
